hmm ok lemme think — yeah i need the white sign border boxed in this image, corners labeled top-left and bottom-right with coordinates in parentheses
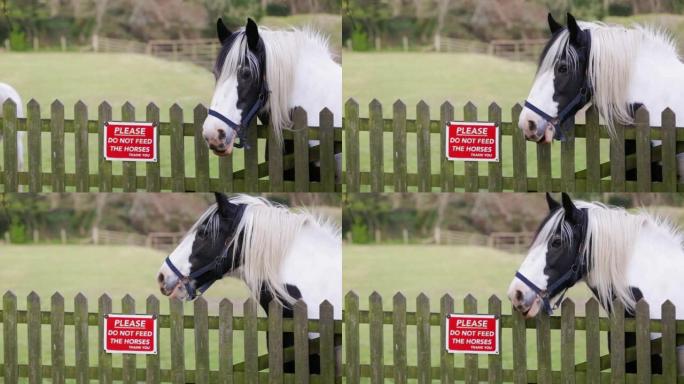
top-left (103, 121), bottom-right (158, 162)
top-left (445, 313), bottom-right (500, 355)
top-left (445, 121), bottom-right (500, 162)
top-left (103, 313), bottom-right (158, 355)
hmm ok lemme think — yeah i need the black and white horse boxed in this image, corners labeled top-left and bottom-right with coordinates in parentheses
top-left (521, 13), bottom-right (684, 180)
top-left (202, 18), bottom-right (342, 182)
top-left (509, 193), bottom-right (684, 374)
top-left (0, 83), bottom-right (25, 172)
top-left (157, 193), bottom-right (341, 374)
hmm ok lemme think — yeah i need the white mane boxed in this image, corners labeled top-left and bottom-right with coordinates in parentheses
top-left (532, 200), bottom-right (683, 313)
top-left (188, 194), bottom-right (340, 305)
top-left (538, 22), bottom-right (679, 135)
top-left (218, 27), bottom-right (333, 143)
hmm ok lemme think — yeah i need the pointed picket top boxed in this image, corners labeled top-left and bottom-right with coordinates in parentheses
top-left (345, 98), bottom-right (358, 109)
top-left (74, 100), bottom-right (87, 110)
top-left (244, 297), bottom-right (258, 310)
top-left (170, 103), bottom-right (183, 115)
top-left (74, 292), bottom-right (88, 308)
top-left (51, 99), bottom-right (64, 110)
top-left (98, 293), bottom-right (111, 304)
top-left (194, 296), bottom-right (207, 308)
top-left (320, 107), bottom-right (333, 121)
top-left (488, 102), bottom-right (501, 115)
top-left (440, 293), bottom-right (454, 304)
top-left (194, 103), bottom-right (207, 115)
top-left (146, 102), bottom-right (159, 113)
top-left (268, 299), bottom-right (280, 315)
top-left (416, 99), bottom-right (429, 111)
top-left (320, 300), bottom-right (334, 314)
top-left (27, 98), bottom-right (40, 109)
top-left (219, 298), bottom-right (232, 309)
top-left (512, 102), bottom-right (523, 113)
top-left (561, 298), bottom-right (575, 312)
top-left (146, 294), bottom-right (159, 306)
top-left (416, 292), bottom-right (430, 304)
top-left (635, 298), bottom-right (649, 312)
top-left (488, 294), bottom-right (501, 305)
top-left (369, 291), bottom-right (382, 302)
top-left (440, 101), bottom-right (453, 112)
top-left (393, 292), bottom-right (406, 304)
top-left (662, 299), bottom-right (675, 313)
top-left (51, 291), bottom-right (64, 303)
top-left (440, 294), bottom-right (454, 312)
top-left (662, 107), bottom-right (675, 121)
top-left (27, 291), bottom-right (40, 301)
top-left (98, 101), bottom-right (111, 112)
top-left (122, 101), bottom-right (135, 112)
top-left (3, 290), bottom-right (16, 300)
top-left (2, 97), bottom-right (17, 109)
top-left (464, 101), bottom-right (477, 113)
top-left (635, 105), bottom-right (650, 122)
top-left (345, 290), bottom-right (359, 301)
top-left (585, 297), bottom-right (599, 307)
top-left (393, 99), bottom-right (406, 110)
top-left (294, 299), bottom-right (308, 313)
top-left (612, 298), bottom-right (625, 317)
top-left (122, 293), bottom-right (134, 302)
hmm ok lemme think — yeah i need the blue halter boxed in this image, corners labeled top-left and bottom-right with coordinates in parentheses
top-left (208, 80), bottom-right (270, 150)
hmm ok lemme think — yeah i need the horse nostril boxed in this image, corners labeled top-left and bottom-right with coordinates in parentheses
top-left (157, 273), bottom-right (164, 284)
top-left (527, 120), bottom-right (537, 132)
top-left (515, 290), bottom-right (523, 301)
top-left (217, 128), bottom-right (226, 140)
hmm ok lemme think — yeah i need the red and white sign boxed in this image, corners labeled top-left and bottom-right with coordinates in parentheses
top-left (445, 314), bottom-right (500, 354)
top-left (104, 122), bottom-right (157, 162)
top-left (446, 122), bottom-right (500, 162)
top-left (104, 314), bottom-right (157, 354)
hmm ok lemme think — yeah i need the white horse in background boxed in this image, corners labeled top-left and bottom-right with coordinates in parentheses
top-left (0, 83), bottom-right (25, 172)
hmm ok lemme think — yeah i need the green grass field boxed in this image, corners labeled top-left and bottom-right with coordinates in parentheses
top-left (0, 245), bottom-right (262, 372)
top-left (344, 244), bottom-right (609, 374)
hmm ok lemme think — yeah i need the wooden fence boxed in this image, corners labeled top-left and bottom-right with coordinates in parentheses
top-left (434, 37), bottom-right (548, 61)
top-left (0, 99), bottom-right (341, 192)
top-left (344, 292), bottom-right (684, 383)
top-left (0, 291), bottom-right (340, 383)
top-left (344, 99), bottom-right (684, 192)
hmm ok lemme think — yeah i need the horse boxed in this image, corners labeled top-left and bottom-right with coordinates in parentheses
top-left (0, 83), bottom-right (25, 172)
top-left (520, 13), bottom-right (684, 181)
top-left (157, 193), bottom-right (342, 375)
top-left (202, 18), bottom-right (342, 183)
top-left (508, 192), bottom-right (684, 374)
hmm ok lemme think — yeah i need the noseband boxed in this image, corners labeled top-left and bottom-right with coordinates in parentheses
top-left (164, 203), bottom-right (246, 300)
top-left (208, 78), bottom-right (270, 150)
top-left (524, 31), bottom-right (593, 141)
top-left (515, 209), bottom-right (588, 315)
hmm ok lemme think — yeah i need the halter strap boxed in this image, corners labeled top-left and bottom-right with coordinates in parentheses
top-left (208, 80), bottom-right (270, 150)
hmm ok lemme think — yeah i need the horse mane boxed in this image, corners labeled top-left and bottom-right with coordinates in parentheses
top-left (189, 194), bottom-right (339, 305)
top-left (217, 27), bottom-right (332, 144)
top-left (537, 22), bottom-right (679, 136)
top-left (532, 200), bottom-right (682, 313)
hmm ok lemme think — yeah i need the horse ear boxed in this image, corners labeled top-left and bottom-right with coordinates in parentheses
top-left (215, 192), bottom-right (232, 216)
top-left (245, 18), bottom-right (260, 50)
top-left (567, 13), bottom-right (582, 44)
top-left (561, 192), bottom-right (579, 221)
top-left (546, 192), bottom-right (560, 211)
top-left (217, 18), bottom-right (232, 44)
top-left (548, 13), bottom-right (563, 35)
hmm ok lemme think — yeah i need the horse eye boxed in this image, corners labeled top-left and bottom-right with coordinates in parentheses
top-left (551, 237), bottom-right (562, 248)
top-left (240, 69), bottom-right (251, 80)
top-left (558, 64), bottom-right (568, 74)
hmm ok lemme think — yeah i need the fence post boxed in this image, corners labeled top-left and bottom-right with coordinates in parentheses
top-left (145, 295), bottom-right (160, 384)
top-left (402, 228), bottom-right (408, 244)
top-left (374, 37), bottom-right (381, 50)
top-left (434, 227), bottom-right (441, 244)
top-left (92, 227), bottom-right (99, 245)
top-left (402, 36), bottom-right (408, 51)
top-left (218, 299), bottom-right (234, 384)
top-left (434, 34), bottom-right (441, 52)
top-left (416, 294), bottom-right (431, 384)
top-left (92, 34), bottom-right (99, 52)
top-left (4, 231), bottom-right (10, 244)
top-left (369, 292), bottom-right (384, 383)
top-left (4, 39), bottom-right (9, 51)
top-left (33, 37), bottom-right (39, 50)
top-left (345, 292), bottom-right (360, 384)
top-left (52, 293), bottom-right (65, 384)
top-left (60, 228), bottom-right (66, 244)
top-left (3, 291), bottom-right (18, 384)
top-left (60, 36), bottom-right (66, 51)
top-left (33, 229), bottom-right (39, 243)
top-left (74, 293), bottom-right (89, 384)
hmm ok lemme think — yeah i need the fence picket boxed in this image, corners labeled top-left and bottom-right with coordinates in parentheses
top-left (560, 299), bottom-right (575, 384)
top-left (293, 108), bottom-right (310, 192)
top-left (536, 141), bottom-right (552, 192)
top-left (560, 116), bottom-right (576, 192)
top-left (98, 294), bottom-right (113, 384)
top-left (267, 117), bottom-right (284, 192)
top-left (27, 100), bottom-right (41, 192)
top-left (98, 102), bottom-right (113, 191)
top-left (610, 300), bottom-right (626, 383)
top-left (52, 293), bottom-right (66, 384)
top-left (440, 294), bottom-right (455, 384)
top-left (417, 101), bottom-right (431, 192)
top-left (393, 293), bottom-right (408, 384)
top-left (488, 295), bottom-right (502, 384)
top-left (194, 298), bottom-right (210, 384)
top-left (169, 104), bottom-right (185, 192)
top-left (51, 100), bottom-right (66, 192)
top-left (219, 299), bottom-right (234, 384)
top-left (319, 300), bottom-right (336, 383)
top-left (635, 107), bottom-right (651, 192)
top-left (661, 301), bottom-right (677, 382)
top-left (170, 297), bottom-right (185, 384)
top-left (3, 292), bottom-right (18, 383)
top-left (74, 102), bottom-right (89, 192)
top-left (294, 301), bottom-right (309, 384)
top-left (536, 309), bottom-right (552, 384)
top-left (488, 103), bottom-right (503, 192)
top-left (193, 104), bottom-right (210, 192)
top-left (320, 108), bottom-right (336, 192)
top-left (244, 118), bottom-right (259, 192)
top-left (395, 100), bottom-right (408, 192)
top-left (122, 295), bottom-right (137, 384)
top-left (661, 109), bottom-right (677, 191)
top-left (635, 300), bottom-right (651, 384)
top-left (146, 103), bottom-right (161, 191)
top-left (464, 295), bottom-right (478, 384)
top-left (464, 103), bottom-right (479, 192)
top-left (610, 122), bottom-right (626, 192)
top-left (146, 295), bottom-right (161, 384)
top-left (416, 293), bottom-right (431, 384)
top-left (122, 103), bottom-right (137, 191)
top-left (267, 300), bottom-right (283, 384)
top-left (74, 293), bottom-right (89, 384)
top-left (585, 106), bottom-right (601, 192)
top-left (27, 292), bottom-right (41, 384)
top-left (3, 99), bottom-right (18, 192)
top-left (244, 298), bottom-right (259, 384)
top-left (512, 303), bottom-right (527, 384)
top-left (585, 298), bottom-right (600, 384)
top-left (345, 99), bottom-right (361, 192)
top-left (369, 292), bottom-right (384, 384)
top-left (345, 292), bottom-right (360, 384)
top-left (369, 99), bottom-right (384, 192)
top-left (511, 104), bottom-right (527, 192)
